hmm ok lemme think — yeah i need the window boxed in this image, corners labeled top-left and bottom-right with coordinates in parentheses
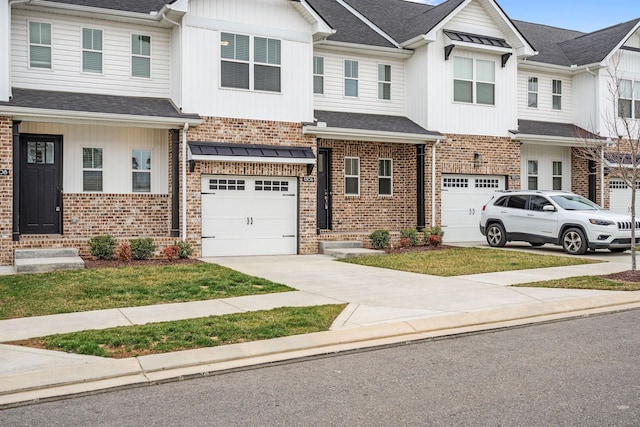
top-left (344, 60), bottom-right (358, 97)
top-left (506, 195), bottom-right (527, 209)
top-left (82, 28), bottom-right (102, 73)
top-left (29, 22), bottom-right (51, 69)
top-left (131, 34), bottom-right (151, 78)
top-left (529, 195), bottom-right (553, 212)
top-left (527, 77), bottom-right (538, 108)
top-left (209, 179), bottom-right (245, 191)
top-left (132, 149), bottom-right (151, 192)
top-left (313, 56), bottom-right (324, 94)
top-left (254, 37), bottom-right (281, 92)
top-left (221, 33), bottom-right (280, 92)
top-left (378, 64), bottom-right (391, 100)
top-left (27, 141), bottom-right (54, 164)
top-left (82, 147), bottom-right (103, 192)
top-left (378, 159), bottom-right (392, 196)
top-left (636, 82), bottom-right (640, 119)
top-left (527, 160), bottom-right (538, 190)
top-left (344, 157), bottom-right (360, 195)
top-left (552, 79), bottom-right (562, 110)
top-left (553, 161), bottom-right (562, 190)
top-left (454, 57), bottom-right (494, 105)
top-left (621, 80), bottom-right (640, 119)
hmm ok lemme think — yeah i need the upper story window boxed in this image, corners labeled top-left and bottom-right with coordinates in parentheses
top-left (131, 34), bottom-right (151, 78)
top-left (29, 21), bottom-right (52, 69)
top-left (378, 159), bottom-right (392, 196)
top-left (527, 77), bottom-right (538, 108)
top-left (83, 147), bottom-right (103, 192)
top-left (221, 33), bottom-right (281, 92)
top-left (313, 56), bottom-right (324, 94)
top-left (132, 149), bottom-right (151, 192)
top-left (82, 28), bottom-right (103, 73)
top-left (618, 79), bottom-right (640, 119)
top-left (552, 80), bottom-right (562, 110)
top-left (453, 57), bottom-right (495, 105)
top-left (344, 157), bottom-right (360, 195)
top-left (378, 64), bottom-right (391, 100)
top-left (344, 60), bottom-right (358, 97)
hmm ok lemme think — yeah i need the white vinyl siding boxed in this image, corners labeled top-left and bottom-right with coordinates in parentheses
top-left (82, 28), bottom-right (102, 74)
top-left (518, 72), bottom-right (572, 123)
top-left (12, 10), bottom-right (171, 98)
top-left (29, 21), bottom-right (51, 69)
top-left (18, 122), bottom-right (168, 194)
top-left (521, 145), bottom-right (572, 191)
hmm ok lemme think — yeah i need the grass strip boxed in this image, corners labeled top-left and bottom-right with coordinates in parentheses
top-left (514, 276), bottom-right (640, 291)
top-left (10, 305), bottom-right (346, 358)
top-left (0, 264), bottom-right (292, 319)
top-left (340, 247), bottom-right (596, 276)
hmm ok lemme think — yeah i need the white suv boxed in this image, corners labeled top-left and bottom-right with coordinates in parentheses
top-left (479, 190), bottom-right (640, 255)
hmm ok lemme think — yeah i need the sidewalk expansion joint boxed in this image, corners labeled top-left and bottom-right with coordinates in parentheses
top-left (117, 308), bottom-right (135, 326)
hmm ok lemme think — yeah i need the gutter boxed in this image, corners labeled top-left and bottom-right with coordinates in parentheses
top-left (510, 133), bottom-right (604, 147)
top-left (182, 122), bottom-right (189, 242)
top-left (303, 126), bottom-right (442, 144)
top-left (13, 0), bottom-right (174, 23)
top-left (431, 139), bottom-right (440, 226)
top-left (314, 40), bottom-right (413, 59)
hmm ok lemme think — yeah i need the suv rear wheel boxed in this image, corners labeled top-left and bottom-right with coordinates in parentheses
top-left (561, 228), bottom-right (588, 255)
top-left (486, 223), bottom-right (506, 247)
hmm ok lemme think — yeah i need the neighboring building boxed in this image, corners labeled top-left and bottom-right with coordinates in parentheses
top-left (0, 0), bottom-right (638, 265)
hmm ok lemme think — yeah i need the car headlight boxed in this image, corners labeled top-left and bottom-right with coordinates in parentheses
top-left (589, 219), bottom-right (615, 226)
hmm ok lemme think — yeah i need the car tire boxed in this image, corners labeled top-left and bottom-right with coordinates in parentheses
top-left (486, 223), bottom-right (507, 247)
top-left (529, 242), bottom-right (544, 247)
top-left (609, 248), bottom-right (627, 253)
top-left (561, 228), bottom-right (588, 255)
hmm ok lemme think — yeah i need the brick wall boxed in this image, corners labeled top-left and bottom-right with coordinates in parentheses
top-left (0, 117), bottom-right (13, 265)
top-left (185, 117), bottom-right (318, 256)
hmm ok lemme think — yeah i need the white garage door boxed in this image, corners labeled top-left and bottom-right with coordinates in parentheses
top-left (441, 175), bottom-right (505, 242)
top-left (201, 175), bottom-right (298, 257)
top-left (609, 179), bottom-right (640, 215)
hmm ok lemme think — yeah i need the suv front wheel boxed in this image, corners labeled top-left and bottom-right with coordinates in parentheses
top-left (486, 223), bottom-right (507, 247)
top-left (561, 227), bottom-right (588, 255)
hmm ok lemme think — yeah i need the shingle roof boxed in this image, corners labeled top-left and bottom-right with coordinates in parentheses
top-left (314, 110), bottom-right (442, 136)
top-left (40, 0), bottom-right (176, 14)
top-left (189, 141), bottom-right (315, 162)
top-left (402, 0), bottom-right (466, 42)
top-left (515, 120), bottom-right (602, 140)
top-left (0, 88), bottom-right (199, 120)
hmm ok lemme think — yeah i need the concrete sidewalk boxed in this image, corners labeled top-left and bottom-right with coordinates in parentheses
top-left (2, 248), bottom-right (640, 407)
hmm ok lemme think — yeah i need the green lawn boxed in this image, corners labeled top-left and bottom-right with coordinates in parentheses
top-left (13, 305), bottom-right (346, 358)
top-left (0, 264), bottom-right (292, 319)
top-left (514, 276), bottom-right (640, 291)
top-left (340, 247), bottom-right (597, 276)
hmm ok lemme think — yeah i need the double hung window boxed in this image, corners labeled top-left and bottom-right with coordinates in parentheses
top-left (29, 22), bottom-right (52, 69)
top-left (82, 28), bottom-right (103, 73)
top-left (132, 34), bottom-right (151, 78)
top-left (221, 33), bottom-right (281, 92)
top-left (454, 57), bottom-right (495, 105)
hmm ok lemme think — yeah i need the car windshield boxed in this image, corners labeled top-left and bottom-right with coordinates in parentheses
top-left (550, 194), bottom-right (602, 211)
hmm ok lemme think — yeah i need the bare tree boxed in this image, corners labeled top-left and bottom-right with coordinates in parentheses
top-left (575, 52), bottom-right (640, 270)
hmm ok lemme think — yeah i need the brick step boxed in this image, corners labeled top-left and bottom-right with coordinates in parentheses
top-left (323, 247), bottom-right (384, 259)
top-left (14, 256), bottom-right (85, 274)
top-left (14, 248), bottom-right (79, 259)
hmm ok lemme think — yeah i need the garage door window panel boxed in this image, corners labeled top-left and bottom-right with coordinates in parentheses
top-left (209, 179), bottom-right (245, 191)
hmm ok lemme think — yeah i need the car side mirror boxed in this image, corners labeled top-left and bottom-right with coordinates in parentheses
top-left (542, 205), bottom-right (556, 212)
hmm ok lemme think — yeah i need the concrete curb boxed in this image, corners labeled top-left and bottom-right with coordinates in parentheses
top-left (2, 291), bottom-right (640, 408)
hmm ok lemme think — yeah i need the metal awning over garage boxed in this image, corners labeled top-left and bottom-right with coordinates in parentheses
top-left (189, 141), bottom-right (315, 164)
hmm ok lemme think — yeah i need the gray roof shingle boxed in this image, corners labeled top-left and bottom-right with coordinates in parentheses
top-left (515, 120), bottom-right (601, 140)
top-left (0, 88), bottom-right (199, 120)
top-left (39, 0), bottom-right (176, 14)
top-left (314, 110), bottom-right (442, 136)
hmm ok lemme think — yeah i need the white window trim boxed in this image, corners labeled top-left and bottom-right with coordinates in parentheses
top-left (527, 76), bottom-right (538, 109)
top-left (618, 79), bottom-right (640, 119)
top-left (552, 79), bottom-right (562, 111)
top-left (132, 148), bottom-right (152, 193)
top-left (378, 158), bottom-right (393, 196)
top-left (344, 156), bottom-right (360, 196)
top-left (378, 63), bottom-right (391, 101)
top-left (452, 56), bottom-right (495, 106)
top-left (313, 55), bottom-right (324, 95)
top-left (131, 32), bottom-right (152, 79)
top-left (82, 147), bottom-right (104, 193)
top-left (527, 160), bottom-right (538, 190)
top-left (344, 59), bottom-right (359, 98)
top-left (81, 27), bottom-right (103, 75)
top-left (552, 160), bottom-right (563, 191)
top-left (28, 20), bottom-right (53, 70)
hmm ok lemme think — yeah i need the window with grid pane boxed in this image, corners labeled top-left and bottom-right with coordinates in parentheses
top-left (221, 32), bottom-right (249, 89)
top-left (254, 37), bottom-right (281, 92)
top-left (527, 160), bottom-right (538, 190)
top-left (476, 60), bottom-right (494, 105)
top-left (378, 64), bottom-right (391, 100)
top-left (553, 161), bottom-right (562, 190)
top-left (83, 147), bottom-right (103, 192)
top-left (313, 56), bottom-right (324, 94)
top-left (29, 22), bottom-right (51, 69)
top-left (619, 79), bottom-right (633, 118)
top-left (635, 82), bottom-right (640, 119)
top-left (552, 79), bottom-right (562, 110)
top-left (454, 57), bottom-right (473, 103)
top-left (345, 157), bottom-right (360, 195)
top-left (378, 159), bottom-right (392, 196)
top-left (82, 28), bottom-right (102, 73)
top-left (132, 149), bottom-right (151, 192)
top-left (131, 34), bottom-right (151, 78)
top-left (528, 77), bottom-right (538, 108)
top-left (344, 60), bottom-right (358, 97)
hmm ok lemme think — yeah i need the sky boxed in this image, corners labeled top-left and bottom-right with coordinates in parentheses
top-left (410, 0), bottom-right (637, 33)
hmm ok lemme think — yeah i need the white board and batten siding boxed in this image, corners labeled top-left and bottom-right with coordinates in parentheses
top-left (19, 122), bottom-right (169, 194)
top-left (181, 0), bottom-right (315, 122)
top-left (11, 10), bottom-right (171, 98)
top-left (201, 175), bottom-right (298, 257)
top-left (313, 49), bottom-right (406, 117)
top-left (441, 174), bottom-right (505, 242)
top-left (520, 144), bottom-right (572, 191)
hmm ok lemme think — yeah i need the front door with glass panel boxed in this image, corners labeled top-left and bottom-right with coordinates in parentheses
top-left (20, 134), bottom-right (63, 234)
top-left (317, 148), bottom-right (331, 230)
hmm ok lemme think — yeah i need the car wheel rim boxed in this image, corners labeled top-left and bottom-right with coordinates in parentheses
top-left (488, 227), bottom-right (501, 245)
top-left (564, 232), bottom-right (581, 253)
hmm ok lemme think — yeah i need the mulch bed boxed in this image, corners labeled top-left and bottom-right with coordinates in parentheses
top-left (83, 258), bottom-right (203, 269)
top-left (600, 270), bottom-right (640, 283)
top-left (384, 244), bottom-right (453, 255)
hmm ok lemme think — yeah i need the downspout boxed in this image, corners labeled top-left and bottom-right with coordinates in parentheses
top-left (601, 147), bottom-right (605, 206)
top-left (431, 139), bottom-right (441, 226)
top-left (182, 122), bottom-right (189, 242)
top-left (416, 144), bottom-right (425, 230)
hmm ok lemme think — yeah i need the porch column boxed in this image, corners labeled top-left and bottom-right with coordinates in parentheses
top-left (416, 144), bottom-right (426, 230)
top-left (170, 129), bottom-right (180, 237)
top-left (12, 120), bottom-right (20, 241)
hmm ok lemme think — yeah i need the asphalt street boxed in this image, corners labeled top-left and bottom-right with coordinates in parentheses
top-left (2, 308), bottom-right (639, 426)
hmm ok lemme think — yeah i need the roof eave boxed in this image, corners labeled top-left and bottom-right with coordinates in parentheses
top-left (314, 40), bottom-right (413, 59)
top-left (293, 1), bottom-right (335, 41)
top-left (303, 125), bottom-right (442, 144)
top-left (510, 133), bottom-right (604, 146)
top-left (603, 20), bottom-right (640, 64)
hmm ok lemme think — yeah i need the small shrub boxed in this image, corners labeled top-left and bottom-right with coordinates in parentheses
top-left (424, 225), bottom-right (444, 240)
top-left (130, 238), bottom-right (156, 260)
top-left (175, 240), bottom-right (193, 259)
top-left (400, 228), bottom-right (420, 246)
top-left (115, 243), bottom-right (132, 262)
top-left (427, 235), bottom-right (442, 247)
top-left (399, 237), bottom-right (411, 248)
top-left (163, 245), bottom-right (180, 261)
top-left (369, 229), bottom-right (390, 249)
top-left (88, 235), bottom-right (117, 260)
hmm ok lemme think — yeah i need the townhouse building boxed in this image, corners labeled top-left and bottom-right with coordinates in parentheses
top-left (0, 0), bottom-right (638, 266)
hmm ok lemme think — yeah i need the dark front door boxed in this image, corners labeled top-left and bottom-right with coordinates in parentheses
top-left (317, 148), bottom-right (331, 230)
top-left (20, 135), bottom-right (63, 234)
